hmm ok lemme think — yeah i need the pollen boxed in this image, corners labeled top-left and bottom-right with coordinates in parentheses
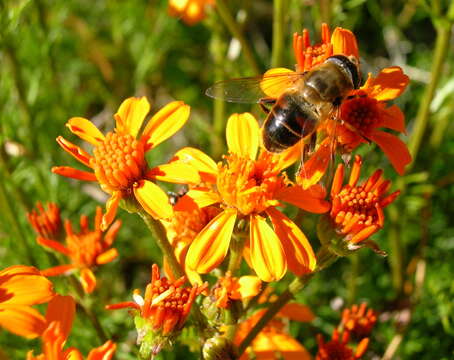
top-left (90, 132), bottom-right (146, 192)
top-left (216, 152), bottom-right (286, 216)
top-left (341, 95), bottom-right (381, 134)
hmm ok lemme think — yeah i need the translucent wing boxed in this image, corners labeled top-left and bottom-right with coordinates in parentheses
top-left (205, 69), bottom-right (305, 103)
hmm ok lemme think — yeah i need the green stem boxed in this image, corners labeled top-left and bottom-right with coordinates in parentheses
top-left (215, 0), bottom-right (261, 74)
top-left (388, 204), bottom-right (404, 295)
top-left (347, 252), bottom-right (359, 305)
top-left (138, 210), bottom-right (184, 278)
top-left (407, 19), bottom-right (451, 166)
top-left (271, 0), bottom-right (285, 68)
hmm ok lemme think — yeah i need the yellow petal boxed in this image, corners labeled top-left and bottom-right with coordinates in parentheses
top-left (147, 163), bottom-right (201, 185)
top-left (133, 180), bottom-right (173, 219)
top-left (142, 101), bottom-right (190, 148)
top-left (186, 210), bottom-right (237, 273)
top-left (260, 68), bottom-right (297, 98)
top-left (226, 113), bottom-right (260, 159)
top-left (180, 188), bottom-right (220, 209)
top-left (236, 276), bottom-right (262, 299)
top-left (172, 147), bottom-right (218, 183)
top-left (66, 117), bottom-right (105, 146)
top-left (0, 304), bottom-right (46, 339)
top-left (114, 96), bottom-right (150, 138)
top-left (96, 248), bottom-right (119, 265)
top-left (274, 141), bottom-right (304, 171)
top-left (80, 268), bottom-right (97, 294)
top-left (45, 295), bottom-right (75, 341)
top-left (267, 208), bottom-right (316, 275)
top-left (250, 215), bottom-right (287, 282)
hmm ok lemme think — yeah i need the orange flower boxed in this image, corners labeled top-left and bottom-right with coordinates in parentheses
top-left (341, 303), bottom-right (377, 339)
top-left (293, 23), bottom-right (359, 72)
top-left (319, 155), bottom-right (399, 253)
top-left (38, 207), bottom-right (121, 293)
top-left (316, 329), bottom-right (369, 360)
top-left (27, 295), bottom-right (116, 360)
top-left (27, 202), bottom-right (62, 239)
top-left (173, 113), bottom-right (329, 282)
top-left (106, 264), bottom-right (207, 356)
top-left (235, 303), bottom-right (314, 360)
top-left (0, 265), bottom-right (54, 339)
top-left (213, 272), bottom-right (261, 309)
top-left (52, 97), bottom-right (199, 230)
top-left (168, 0), bottom-right (215, 26)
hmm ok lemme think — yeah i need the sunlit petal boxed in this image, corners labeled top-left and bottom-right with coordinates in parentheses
top-left (133, 180), bottom-right (173, 219)
top-left (278, 303), bottom-right (315, 322)
top-left (0, 305), bottom-right (46, 339)
top-left (276, 184), bottom-right (330, 214)
top-left (56, 136), bottom-right (92, 168)
top-left (80, 268), bottom-right (97, 294)
top-left (186, 210), bottom-right (237, 273)
top-left (171, 147), bottom-right (218, 183)
top-left (142, 101), bottom-right (190, 148)
top-left (362, 67), bottom-right (409, 102)
top-left (260, 67), bottom-right (296, 98)
top-left (96, 248), bottom-right (119, 265)
top-left (86, 340), bottom-right (117, 360)
top-left (52, 166), bottom-right (97, 181)
top-left (66, 117), bottom-right (105, 146)
top-left (226, 113), bottom-right (260, 159)
top-left (114, 96), bottom-right (150, 138)
top-left (235, 276), bottom-right (262, 299)
top-left (45, 295), bottom-right (76, 341)
top-left (101, 191), bottom-right (121, 231)
top-left (146, 163), bottom-right (200, 185)
top-left (331, 27), bottom-right (359, 58)
top-left (177, 188), bottom-right (220, 210)
top-left (250, 215), bottom-right (287, 282)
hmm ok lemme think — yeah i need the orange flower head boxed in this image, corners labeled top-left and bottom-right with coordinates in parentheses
top-left (27, 202), bottom-right (62, 239)
top-left (106, 264), bottom-right (207, 357)
top-left (316, 329), bottom-right (369, 360)
top-left (213, 272), bottom-right (261, 309)
top-left (52, 97), bottom-right (199, 230)
top-left (38, 207), bottom-right (121, 293)
top-left (174, 113), bottom-right (329, 282)
top-left (341, 303), bottom-right (377, 339)
top-left (318, 155), bottom-right (399, 256)
top-left (168, 0), bottom-right (215, 26)
top-left (293, 23), bottom-right (359, 72)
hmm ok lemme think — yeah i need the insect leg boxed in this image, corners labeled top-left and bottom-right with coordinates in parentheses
top-left (258, 97), bottom-right (276, 114)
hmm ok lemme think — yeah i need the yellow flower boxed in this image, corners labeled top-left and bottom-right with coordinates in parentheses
top-left (52, 97), bottom-right (200, 230)
top-left (168, 0), bottom-right (215, 26)
top-left (173, 113), bottom-right (330, 282)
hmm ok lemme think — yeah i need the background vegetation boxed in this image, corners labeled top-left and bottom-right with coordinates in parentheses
top-left (0, 0), bottom-right (453, 358)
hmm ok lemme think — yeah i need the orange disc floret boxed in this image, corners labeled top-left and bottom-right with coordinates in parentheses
top-left (27, 202), bottom-right (62, 239)
top-left (316, 329), bottom-right (369, 360)
top-left (341, 303), bottom-right (377, 339)
top-left (329, 155), bottom-right (400, 245)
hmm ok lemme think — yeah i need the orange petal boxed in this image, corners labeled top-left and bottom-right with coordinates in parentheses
top-left (147, 163), bottom-right (200, 185)
top-left (87, 340), bottom-right (117, 360)
top-left (180, 188), bottom-right (220, 209)
top-left (278, 302), bottom-right (315, 322)
top-left (250, 215), bottom-right (287, 282)
top-left (101, 191), bottom-right (121, 231)
top-left (114, 96), bottom-right (150, 138)
top-left (171, 147), bottom-right (218, 183)
top-left (80, 268), bottom-right (96, 294)
top-left (260, 68), bottom-right (296, 98)
top-left (56, 136), bottom-right (92, 168)
top-left (276, 184), bottom-right (330, 214)
top-left (96, 248), bottom-right (119, 265)
top-left (362, 67), bottom-right (409, 101)
top-left (41, 264), bottom-right (76, 277)
top-left (186, 209), bottom-right (237, 273)
top-left (45, 295), bottom-right (75, 341)
top-left (369, 130), bottom-right (412, 175)
top-left (37, 237), bottom-right (71, 256)
top-left (66, 349), bottom-right (84, 360)
top-left (226, 113), bottom-right (260, 159)
top-left (133, 180), bottom-right (173, 219)
top-left (0, 304), bottom-right (46, 338)
top-left (0, 265), bottom-right (54, 305)
top-left (252, 331), bottom-right (312, 360)
top-left (297, 138), bottom-right (333, 189)
top-left (274, 141), bottom-right (304, 171)
top-left (52, 166), bottom-right (97, 181)
top-left (331, 27), bottom-right (359, 58)
top-left (267, 208), bottom-right (316, 275)
top-left (142, 101), bottom-right (190, 148)
top-left (381, 104), bottom-right (406, 133)
top-left (66, 117), bottom-right (105, 146)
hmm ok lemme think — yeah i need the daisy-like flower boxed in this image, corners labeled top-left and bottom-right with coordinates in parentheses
top-left (106, 264), bottom-right (207, 356)
top-left (27, 295), bottom-right (116, 360)
top-left (27, 202), bottom-right (62, 239)
top-left (168, 0), bottom-right (214, 26)
top-left (52, 96), bottom-right (200, 230)
top-left (316, 329), bottom-right (369, 360)
top-left (235, 303), bottom-right (314, 360)
top-left (38, 207), bottom-right (121, 293)
top-left (0, 265), bottom-right (55, 339)
top-left (173, 113), bottom-right (330, 282)
top-left (213, 272), bottom-right (261, 309)
top-left (341, 303), bottom-right (377, 339)
top-left (319, 155), bottom-right (400, 254)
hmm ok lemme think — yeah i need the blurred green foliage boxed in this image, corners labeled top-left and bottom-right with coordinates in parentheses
top-left (0, 0), bottom-right (453, 358)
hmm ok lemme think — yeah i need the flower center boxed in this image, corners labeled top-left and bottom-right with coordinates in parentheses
top-left (332, 185), bottom-right (379, 232)
top-left (91, 132), bottom-right (146, 192)
top-left (216, 152), bottom-right (286, 216)
top-left (341, 95), bottom-right (381, 134)
top-left (67, 231), bottom-right (103, 267)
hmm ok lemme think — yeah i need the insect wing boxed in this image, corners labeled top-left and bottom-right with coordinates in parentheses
top-left (205, 71), bottom-right (305, 103)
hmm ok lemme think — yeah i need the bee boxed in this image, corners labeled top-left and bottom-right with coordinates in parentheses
top-left (206, 54), bottom-right (361, 154)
